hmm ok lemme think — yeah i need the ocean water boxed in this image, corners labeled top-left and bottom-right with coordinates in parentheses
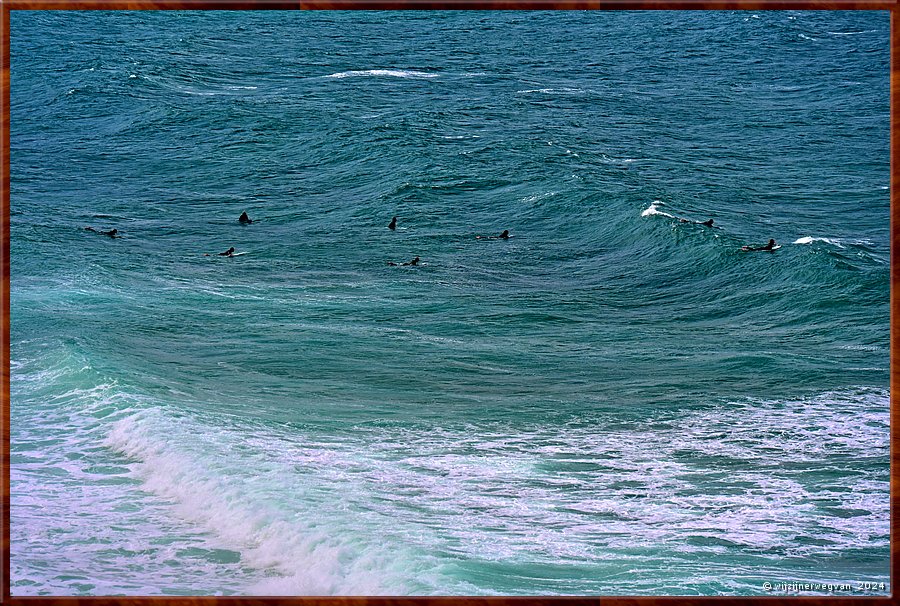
top-left (8, 10), bottom-right (890, 596)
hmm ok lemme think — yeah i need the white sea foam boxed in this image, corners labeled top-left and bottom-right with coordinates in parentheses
top-left (522, 191), bottom-right (557, 204)
top-left (795, 236), bottom-right (876, 248)
top-left (324, 69), bottom-right (438, 80)
top-left (364, 388), bottom-right (888, 565)
top-left (179, 89), bottom-right (218, 97)
top-left (10, 353), bottom-right (258, 594)
top-left (841, 344), bottom-right (883, 352)
top-left (114, 389), bottom-right (887, 567)
top-left (641, 200), bottom-right (675, 218)
top-left (104, 409), bottom-right (429, 595)
top-left (16, 365), bottom-right (889, 595)
top-left (20, 335), bottom-right (881, 594)
top-left (794, 236), bottom-right (845, 247)
top-left (516, 87), bottom-right (585, 95)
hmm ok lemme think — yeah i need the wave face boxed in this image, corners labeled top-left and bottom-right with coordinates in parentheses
top-left (10, 9), bottom-right (889, 596)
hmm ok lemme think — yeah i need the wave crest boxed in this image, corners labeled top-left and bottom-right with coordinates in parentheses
top-left (324, 69), bottom-right (438, 80)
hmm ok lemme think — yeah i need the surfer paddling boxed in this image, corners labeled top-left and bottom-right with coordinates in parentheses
top-left (387, 256), bottom-right (420, 266)
top-left (476, 229), bottom-right (510, 240)
top-left (85, 227), bottom-right (120, 238)
top-left (204, 247), bottom-right (236, 257)
top-left (238, 211), bottom-right (253, 224)
top-left (680, 218), bottom-right (716, 227)
top-left (742, 239), bottom-right (777, 252)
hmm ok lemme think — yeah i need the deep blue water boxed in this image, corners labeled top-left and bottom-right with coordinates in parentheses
top-left (9, 10), bottom-right (890, 596)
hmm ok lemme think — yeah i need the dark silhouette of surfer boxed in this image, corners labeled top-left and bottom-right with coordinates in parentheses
top-left (476, 229), bottom-right (510, 240)
top-left (680, 218), bottom-right (716, 227)
top-left (387, 256), bottom-right (420, 266)
top-left (239, 212), bottom-right (253, 224)
top-left (85, 227), bottom-right (119, 238)
top-left (204, 247), bottom-right (235, 257)
top-left (742, 239), bottom-right (777, 252)
top-left (388, 216), bottom-right (397, 230)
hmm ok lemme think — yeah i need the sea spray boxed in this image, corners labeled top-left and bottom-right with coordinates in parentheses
top-left (104, 409), bottom-right (438, 595)
top-left (641, 201), bottom-right (676, 218)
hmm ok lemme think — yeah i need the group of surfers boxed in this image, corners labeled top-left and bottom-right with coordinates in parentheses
top-left (386, 217), bottom-right (509, 265)
top-left (676, 217), bottom-right (778, 251)
top-left (85, 211), bottom-right (779, 257)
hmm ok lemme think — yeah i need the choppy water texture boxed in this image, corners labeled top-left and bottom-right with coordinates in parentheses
top-left (9, 10), bottom-right (890, 596)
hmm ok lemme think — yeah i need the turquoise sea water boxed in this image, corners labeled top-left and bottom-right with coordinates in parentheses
top-left (9, 10), bottom-right (890, 596)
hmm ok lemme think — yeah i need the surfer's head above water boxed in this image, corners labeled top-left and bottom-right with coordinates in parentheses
top-left (477, 230), bottom-right (510, 240)
top-left (239, 212), bottom-right (252, 224)
top-left (86, 226), bottom-right (118, 237)
top-left (388, 216), bottom-right (397, 230)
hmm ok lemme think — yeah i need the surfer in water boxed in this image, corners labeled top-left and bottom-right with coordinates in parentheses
top-left (388, 216), bottom-right (397, 230)
top-left (387, 256), bottom-right (420, 266)
top-left (680, 218), bottom-right (716, 227)
top-left (476, 229), bottom-right (510, 240)
top-left (85, 227), bottom-right (120, 238)
top-left (204, 247), bottom-right (235, 257)
top-left (239, 211), bottom-right (253, 224)
top-left (742, 239), bottom-right (777, 252)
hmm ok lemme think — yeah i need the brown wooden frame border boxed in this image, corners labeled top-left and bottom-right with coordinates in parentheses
top-left (0, 1), bottom-right (895, 604)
